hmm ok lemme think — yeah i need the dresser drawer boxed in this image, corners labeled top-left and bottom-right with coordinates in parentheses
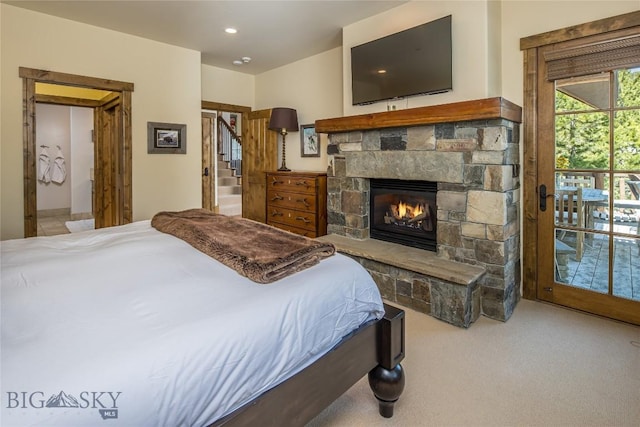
top-left (269, 223), bottom-right (317, 238)
top-left (267, 190), bottom-right (317, 212)
top-left (267, 174), bottom-right (318, 194)
top-left (267, 207), bottom-right (317, 232)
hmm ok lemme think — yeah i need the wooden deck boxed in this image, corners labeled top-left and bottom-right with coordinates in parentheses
top-left (559, 220), bottom-right (640, 301)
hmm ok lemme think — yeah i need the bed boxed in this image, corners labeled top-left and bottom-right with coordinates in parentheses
top-left (1, 211), bottom-right (404, 426)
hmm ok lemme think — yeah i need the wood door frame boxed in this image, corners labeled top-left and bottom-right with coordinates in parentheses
top-left (201, 101), bottom-right (251, 135)
top-left (201, 112), bottom-right (216, 211)
top-left (201, 101), bottom-right (251, 141)
top-left (520, 11), bottom-right (640, 300)
top-left (20, 67), bottom-right (133, 237)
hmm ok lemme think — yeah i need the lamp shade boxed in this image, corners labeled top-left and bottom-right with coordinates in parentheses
top-left (269, 108), bottom-right (299, 132)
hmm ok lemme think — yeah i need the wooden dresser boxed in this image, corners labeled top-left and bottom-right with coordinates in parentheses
top-left (266, 171), bottom-right (327, 237)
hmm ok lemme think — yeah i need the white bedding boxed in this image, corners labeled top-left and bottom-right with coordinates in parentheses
top-left (1, 221), bottom-right (384, 427)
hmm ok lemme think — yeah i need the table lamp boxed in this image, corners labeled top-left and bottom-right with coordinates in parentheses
top-left (268, 107), bottom-right (298, 172)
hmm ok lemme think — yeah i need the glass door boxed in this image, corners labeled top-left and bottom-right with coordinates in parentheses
top-left (539, 66), bottom-right (640, 324)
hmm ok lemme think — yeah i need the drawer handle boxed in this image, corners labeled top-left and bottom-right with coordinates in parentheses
top-left (295, 216), bottom-right (311, 224)
top-left (271, 194), bottom-right (284, 202)
top-left (295, 180), bottom-right (308, 187)
top-left (270, 177), bottom-right (285, 186)
top-left (296, 198), bottom-right (310, 208)
top-left (270, 210), bottom-right (283, 217)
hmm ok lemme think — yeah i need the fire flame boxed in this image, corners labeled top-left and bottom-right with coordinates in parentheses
top-left (396, 201), bottom-right (424, 219)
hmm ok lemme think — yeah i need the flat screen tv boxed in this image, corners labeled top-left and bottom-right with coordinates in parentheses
top-left (351, 15), bottom-right (452, 105)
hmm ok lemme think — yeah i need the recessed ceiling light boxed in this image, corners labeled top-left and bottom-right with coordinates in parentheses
top-left (242, 57), bottom-right (251, 63)
top-left (225, 28), bottom-right (237, 34)
top-left (377, 69), bottom-right (387, 74)
top-left (232, 60), bottom-right (243, 66)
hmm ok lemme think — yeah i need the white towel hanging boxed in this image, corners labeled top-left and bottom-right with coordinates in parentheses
top-left (38, 146), bottom-right (51, 183)
top-left (51, 147), bottom-right (67, 184)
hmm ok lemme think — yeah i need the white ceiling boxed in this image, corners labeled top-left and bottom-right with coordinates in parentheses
top-left (3, 0), bottom-right (407, 75)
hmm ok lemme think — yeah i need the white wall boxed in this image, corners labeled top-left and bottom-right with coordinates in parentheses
top-left (36, 104), bottom-right (71, 210)
top-left (70, 107), bottom-right (94, 215)
top-left (500, 0), bottom-right (639, 107)
top-left (255, 47), bottom-right (343, 172)
top-left (342, 1), bottom-right (494, 116)
top-left (202, 47), bottom-right (343, 173)
top-left (201, 64), bottom-right (255, 108)
top-left (1, 4), bottom-right (202, 239)
top-left (487, 0), bottom-right (502, 97)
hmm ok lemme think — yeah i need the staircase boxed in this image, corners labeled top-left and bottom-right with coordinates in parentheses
top-left (217, 154), bottom-right (242, 216)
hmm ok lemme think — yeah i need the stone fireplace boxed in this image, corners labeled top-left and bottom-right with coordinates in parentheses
top-left (315, 97), bottom-right (522, 328)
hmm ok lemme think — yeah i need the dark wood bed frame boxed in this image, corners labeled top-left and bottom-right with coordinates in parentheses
top-left (212, 303), bottom-right (405, 426)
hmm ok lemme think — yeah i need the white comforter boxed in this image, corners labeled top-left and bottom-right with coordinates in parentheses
top-left (1, 221), bottom-right (383, 427)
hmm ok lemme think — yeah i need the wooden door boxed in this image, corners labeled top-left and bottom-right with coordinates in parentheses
top-left (202, 112), bottom-right (216, 211)
top-left (243, 109), bottom-right (277, 222)
top-left (525, 21), bottom-right (640, 325)
top-left (94, 94), bottom-right (125, 229)
top-left (93, 90), bottom-right (132, 229)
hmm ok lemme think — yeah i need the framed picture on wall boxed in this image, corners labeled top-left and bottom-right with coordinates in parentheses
top-left (147, 122), bottom-right (186, 154)
top-left (300, 124), bottom-right (320, 158)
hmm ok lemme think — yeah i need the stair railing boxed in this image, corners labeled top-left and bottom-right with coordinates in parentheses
top-left (217, 116), bottom-right (242, 176)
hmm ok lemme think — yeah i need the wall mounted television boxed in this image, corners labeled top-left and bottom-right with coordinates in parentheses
top-left (351, 15), bottom-right (452, 106)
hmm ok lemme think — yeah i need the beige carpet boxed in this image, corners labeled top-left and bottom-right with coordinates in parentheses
top-left (308, 299), bottom-right (640, 426)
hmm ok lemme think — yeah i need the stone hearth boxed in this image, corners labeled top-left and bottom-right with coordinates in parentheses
top-left (315, 98), bottom-right (522, 327)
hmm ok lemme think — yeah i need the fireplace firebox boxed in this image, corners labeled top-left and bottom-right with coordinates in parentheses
top-left (370, 179), bottom-right (437, 251)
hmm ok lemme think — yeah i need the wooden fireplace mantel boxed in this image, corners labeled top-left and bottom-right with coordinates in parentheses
top-left (315, 97), bottom-right (522, 133)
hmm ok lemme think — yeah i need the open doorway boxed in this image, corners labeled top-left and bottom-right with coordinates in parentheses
top-left (20, 67), bottom-right (134, 238)
top-left (35, 102), bottom-right (94, 236)
top-left (201, 101), bottom-right (251, 217)
top-left (201, 101), bottom-right (278, 222)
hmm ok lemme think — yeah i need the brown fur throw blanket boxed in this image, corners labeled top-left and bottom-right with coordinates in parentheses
top-left (151, 209), bottom-right (335, 284)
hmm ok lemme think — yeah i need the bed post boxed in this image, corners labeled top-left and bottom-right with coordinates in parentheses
top-left (369, 303), bottom-right (405, 418)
